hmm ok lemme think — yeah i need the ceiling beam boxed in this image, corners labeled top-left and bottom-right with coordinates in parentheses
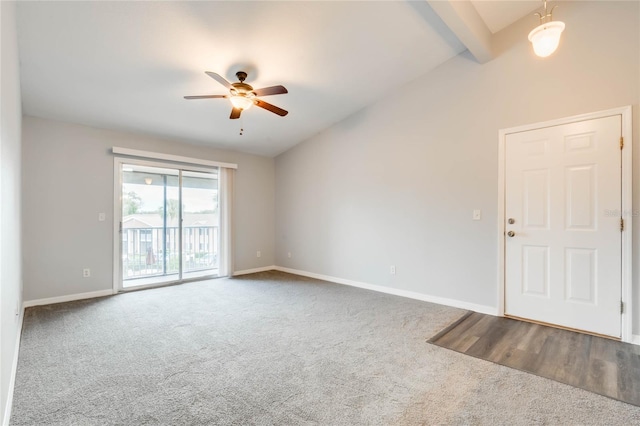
top-left (426, 0), bottom-right (494, 64)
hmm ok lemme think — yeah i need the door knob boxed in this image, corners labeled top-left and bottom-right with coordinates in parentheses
top-left (507, 231), bottom-right (515, 237)
top-left (508, 218), bottom-right (515, 224)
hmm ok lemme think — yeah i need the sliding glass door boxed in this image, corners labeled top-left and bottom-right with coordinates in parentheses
top-left (181, 170), bottom-right (219, 280)
top-left (118, 162), bottom-right (220, 290)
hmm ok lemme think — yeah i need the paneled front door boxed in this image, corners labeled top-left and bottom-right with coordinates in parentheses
top-left (504, 115), bottom-right (622, 338)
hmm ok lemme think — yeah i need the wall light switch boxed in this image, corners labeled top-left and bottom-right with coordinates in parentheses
top-left (256, 251), bottom-right (261, 258)
top-left (473, 209), bottom-right (482, 220)
top-left (98, 213), bottom-right (106, 221)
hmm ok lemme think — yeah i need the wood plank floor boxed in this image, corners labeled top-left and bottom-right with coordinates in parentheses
top-left (429, 312), bottom-right (640, 406)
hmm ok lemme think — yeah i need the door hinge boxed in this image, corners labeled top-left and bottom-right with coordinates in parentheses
top-left (621, 218), bottom-right (624, 232)
top-left (621, 301), bottom-right (624, 314)
top-left (620, 136), bottom-right (624, 149)
top-left (119, 221), bottom-right (122, 233)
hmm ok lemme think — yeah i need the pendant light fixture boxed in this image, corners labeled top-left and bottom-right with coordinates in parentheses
top-left (528, 0), bottom-right (565, 58)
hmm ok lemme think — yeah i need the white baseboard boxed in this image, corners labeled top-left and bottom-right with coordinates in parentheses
top-left (273, 266), bottom-right (498, 316)
top-left (233, 266), bottom-right (276, 276)
top-left (23, 289), bottom-right (114, 308)
top-left (3, 305), bottom-right (24, 426)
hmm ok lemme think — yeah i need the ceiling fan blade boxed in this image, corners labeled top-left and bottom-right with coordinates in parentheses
top-left (255, 99), bottom-right (288, 116)
top-left (205, 71), bottom-right (233, 89)
top-left (184, 95), bottom-right (227, 100)
top-left (252, 85), bottom-right (288, 97)
top-left (230, 107), bottom-right (242, 119)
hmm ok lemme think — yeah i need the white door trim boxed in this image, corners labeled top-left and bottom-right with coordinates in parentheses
top-left (497, 106), bottom-right (633, 343)
top-left (112, 147), bottom-right (238, 170)
top-left (113, 158), bottom-right (122, 294)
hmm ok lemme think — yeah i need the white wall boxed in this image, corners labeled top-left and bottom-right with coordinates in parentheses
top-left (275, 2), bottom-right (639, 318)
top-left (22, 116), bottom-right (275, 301)
top-left (0, 1), bottom-right (23, 423)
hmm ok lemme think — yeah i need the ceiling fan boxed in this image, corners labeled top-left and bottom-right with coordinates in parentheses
top-left (184, 71), bottom-right (288, 119)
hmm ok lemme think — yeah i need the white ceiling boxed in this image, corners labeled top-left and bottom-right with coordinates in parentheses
top-left (16, 1), bottom-right (540, 157)
top-left (471, 0), bottom-right (541, 34)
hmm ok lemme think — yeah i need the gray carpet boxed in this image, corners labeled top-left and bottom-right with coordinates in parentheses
top-left (10, 271), bottom-right (640, 425)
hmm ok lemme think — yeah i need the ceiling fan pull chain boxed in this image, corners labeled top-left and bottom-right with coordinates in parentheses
top-left (239, 116), bottom-right (244, 136)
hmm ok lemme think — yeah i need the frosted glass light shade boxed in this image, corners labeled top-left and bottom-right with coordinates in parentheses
top-left (528, 21), bottom-right (565, 57)
top-left (230, 95), bottom-right (254, 110)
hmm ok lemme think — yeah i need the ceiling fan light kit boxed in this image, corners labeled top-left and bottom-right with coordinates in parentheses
top-left (229, 94), bottom-right (254, 111)
top-left (528, 0), bottom-right (565, 58)
top-left (184, 70), bottom-right (288, 119)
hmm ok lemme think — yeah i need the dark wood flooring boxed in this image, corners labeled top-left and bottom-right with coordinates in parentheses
top-left (429, 312), bottom-right (640, 406)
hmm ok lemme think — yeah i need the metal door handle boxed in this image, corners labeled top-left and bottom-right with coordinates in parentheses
top-left (507, 231), bottom-right (515, 237)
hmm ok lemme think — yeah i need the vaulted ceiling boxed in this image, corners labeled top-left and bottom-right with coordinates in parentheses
top-left (16, 1), bottom-right (542, 157)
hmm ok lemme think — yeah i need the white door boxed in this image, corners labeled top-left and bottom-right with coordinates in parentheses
top-left (505, 115), bottom-right (622, 338)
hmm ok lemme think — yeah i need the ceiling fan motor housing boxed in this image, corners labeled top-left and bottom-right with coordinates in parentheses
top-left (231, 82), bottom-right (255, 96)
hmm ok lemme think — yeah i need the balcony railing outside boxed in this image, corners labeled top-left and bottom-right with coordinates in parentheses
top-left (123, 226), bottom-right (218, 280)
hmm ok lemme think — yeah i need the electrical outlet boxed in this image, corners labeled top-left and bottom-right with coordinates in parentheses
top-left (98, 212), bottom-right (106, 221)
top-left (473, 209), bottom-right (482, 220)
top-left (256, 251), bottom-right (261, 258)
top-left (287, 252), bottom-right (292, 258)
top-left (390, 265), bottom-right (396, 275)
top-left (83, 268), bottom-right (91, 278)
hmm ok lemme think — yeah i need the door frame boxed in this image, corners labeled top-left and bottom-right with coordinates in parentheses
top-left (112, 157), bottom-right (221, 294)
top-left (497, 106), bottom-right (633, 343)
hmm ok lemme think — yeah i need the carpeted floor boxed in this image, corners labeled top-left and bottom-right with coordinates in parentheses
top-left (10, 271), bottom-right (640, 425)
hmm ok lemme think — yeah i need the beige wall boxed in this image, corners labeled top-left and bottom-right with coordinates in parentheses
top-left (1, 1), bottom-right (23, 422)
top-left (22, 116), bottom-right (275, 301)
top-left (275, 2), bottom-right (639, 324)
